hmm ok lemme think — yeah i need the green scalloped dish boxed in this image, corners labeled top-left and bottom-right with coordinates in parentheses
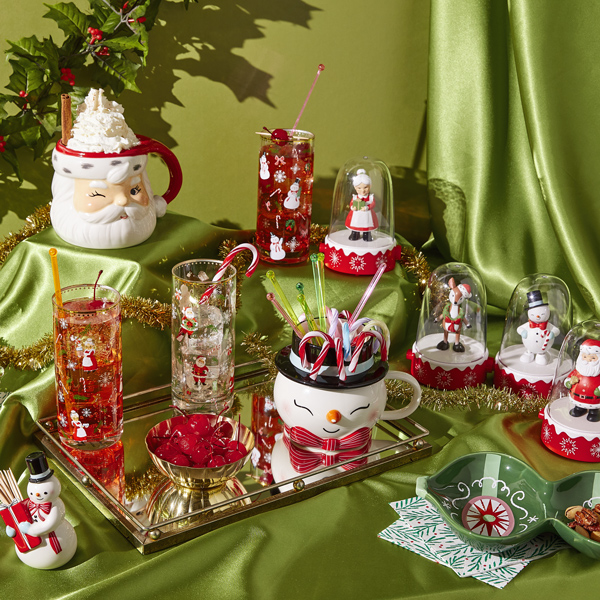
top-left (416, 452), bottom-right (600, 560)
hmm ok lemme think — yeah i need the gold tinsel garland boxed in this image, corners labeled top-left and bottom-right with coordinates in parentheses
top-left (397, 246), bottom-right (431, 295)
top-left (0, 204), bottom-right (52, 267)
top-left (310, 223), bottom-right (328, 246)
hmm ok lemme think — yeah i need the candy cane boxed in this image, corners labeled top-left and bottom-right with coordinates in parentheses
top-left (269, 188), bottom-right (281, 198)
top-left (349, 317), bottom-right (371, 337)
top-left (348, 330), bottom-right (387, 373)
top-left (340, 310), bottom-right (352, 322)
top-left (334, 336), bottom-right (346, 382)
top-left (200, 244), bottom-right (259, 304)
top-left (362, 319), bottom-right (391, 354)
top-left (298, 331), bottom-right (334, 380)
top-left (276, 215), bottom-right (280, 229)
top-left (327, 307), bottom-right (340, 338)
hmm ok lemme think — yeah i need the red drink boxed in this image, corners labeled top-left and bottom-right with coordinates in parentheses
top-left (53, 285), bottom-right (122, 450)
top-left (255, 129), bottom-right (314, 264)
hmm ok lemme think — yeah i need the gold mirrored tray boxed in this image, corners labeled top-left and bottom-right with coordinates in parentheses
top-left (35, 372), bottom-right (431, 554)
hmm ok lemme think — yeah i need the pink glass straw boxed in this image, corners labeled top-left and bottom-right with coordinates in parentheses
top-left (348, 263), bottom-right (387, 326)
top-left (267, 293), bottom-right (303, 337)
top-left (292, 64), bottom-right (325, 133)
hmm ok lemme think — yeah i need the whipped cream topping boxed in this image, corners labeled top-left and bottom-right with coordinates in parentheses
top-left (66, 88), bottom-right (139, 154)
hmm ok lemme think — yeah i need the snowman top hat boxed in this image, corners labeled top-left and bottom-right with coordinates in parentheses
top-left (26, 451), bottom-right (54, 483)
top-left (526, 290), bottom-right (548, 310)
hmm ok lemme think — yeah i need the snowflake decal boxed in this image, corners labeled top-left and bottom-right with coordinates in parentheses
top-left (286, 237), bottom-right (299, 252)
top-left (414, 362), bottom-right (425, 378)
top-left (497, 374), bottom-right (512, 390)
top-left (329, 250), bottom-right (341, 268)
top-left (560, 437), bottom-right (578, 456)
top-left (435, 370), bottom-right (453, 389)
top-left (521, 383), bottom-right (538, 398)
top-left (591, 442), bottom-right (600, 459)
top-left (59, 318), bottom-right (68, 330)
top-left (528, 516), bottom-right (539, 523)
top-left (542, 423), bottom-right (553, 443)
top-left (58, 389), bottom-right (65, 403)
top-left (81, 407), bottom-right (92, 417)
top-left (67, 360), bottom-right (77, 371)
top-left (291, 163), bottom-right (300, 174)
top-left (375, 254), bottom-right (388, 270)
top-left (274, 170), bottom-right (286, 183)
top-left (463, 371), bottom-right (477, 386)
top-left (350, 255), bottom-right (366, 272)
top-left (442, 500), bottom-right (451, 509)
top-left (99, 372), bottom-right (112, 387)
top-left (59, 414), bottom-right (68, 428)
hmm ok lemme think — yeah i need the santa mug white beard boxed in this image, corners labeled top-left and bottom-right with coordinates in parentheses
top-left (50, 136), bottom-right (182, 250)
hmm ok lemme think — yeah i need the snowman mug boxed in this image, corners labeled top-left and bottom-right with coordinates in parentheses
top-left (273, 340), bottom-right (422, 445)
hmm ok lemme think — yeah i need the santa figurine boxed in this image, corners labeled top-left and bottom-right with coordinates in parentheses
top-left (436, 278), bottom-right (472, 352)
top-left (565, 339), bottom-right (600, 422)
top-left (5, 452), bottom-right (77, 569)
top-left (81, 337), bottom-right (98, 371)
top-left (193, 355), bottom-right (209, 386)
top-left (176, 306), bottom-right (198, 342)
top-left (516, 290), bottom-right (560, 365)
top-left (346, 169), bottom-right (378, 242)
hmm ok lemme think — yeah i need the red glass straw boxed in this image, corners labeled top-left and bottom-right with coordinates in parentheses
top-left (292, 64), bottom-right (325, 133)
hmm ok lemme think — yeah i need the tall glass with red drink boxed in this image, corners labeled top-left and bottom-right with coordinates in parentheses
top-left (255, 129), bottom-right (314, 264)
top-left (52, 284), bottom-right (122, 450)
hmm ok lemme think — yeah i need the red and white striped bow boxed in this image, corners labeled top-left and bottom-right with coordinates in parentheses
top-left (26, 500), bottom-right (52, 518)
top-left (284, 425), bottom-right (371, 451)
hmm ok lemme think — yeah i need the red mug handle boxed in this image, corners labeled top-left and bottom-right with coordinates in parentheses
top-left (137, 136), bottom-right (182, 204)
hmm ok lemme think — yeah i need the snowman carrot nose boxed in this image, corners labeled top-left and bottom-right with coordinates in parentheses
top-left (326, 410), bottom-right (342, 424)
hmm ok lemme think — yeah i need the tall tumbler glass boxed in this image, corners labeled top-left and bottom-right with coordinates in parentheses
top-left (172, 260), bottom-right (236, 413)
top-left (52, 284), bottom-right (122, 450)
top-left (255, 129), bottom-right (314, 264)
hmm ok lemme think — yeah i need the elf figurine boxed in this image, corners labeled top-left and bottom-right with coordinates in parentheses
top-left (346, 169), bottom-right (378, 242)
top-left (5, 452), bottom-right (77, 569)
top-left (436, 278), bottom-right (472, 352)
top-left (565, 339), bottom-right (600, 422)
top-left (193, 355), bottom-right (209, 386)
top-left (516, 290), bottom-right (560, 365)
top-left (176, 306), bottom-right (198, 342)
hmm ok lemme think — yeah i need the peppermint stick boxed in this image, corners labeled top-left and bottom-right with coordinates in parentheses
top-left (362, 319), bottom-right (391, 353)
top-left (349, 330), bottom-right (387, 373)
top-left (334, 337), bottom-right (346, 382)
top-left (348, 263), bottom-right (386, 326)
top-left (298, 331), bottom-right (334, 380)
top-left (200, 243), bottom-right (259, 304)
top-left (267, 294), bottom-right (303, 337)
top-left (311, 253), bottom-right (326, 332)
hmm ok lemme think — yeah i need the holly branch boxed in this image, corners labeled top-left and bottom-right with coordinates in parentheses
top-left (0, 0), bottom-right (196, 181)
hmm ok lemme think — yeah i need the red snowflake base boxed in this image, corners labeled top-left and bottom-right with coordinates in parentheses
top-left (406, 349), bottom-right (494, 390)
top-left (539, 408), bottom-right (600, 462)
top-left (319, 241), bottom-right (401, 276)
top-left (494, 365), bottom-right (552, 398)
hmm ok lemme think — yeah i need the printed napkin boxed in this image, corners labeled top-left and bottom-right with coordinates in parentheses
top-left (379, 497), bottom-right (567, 589)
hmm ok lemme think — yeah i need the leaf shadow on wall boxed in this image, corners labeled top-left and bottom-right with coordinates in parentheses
top-left (120, 0), bottom-right (321, 148)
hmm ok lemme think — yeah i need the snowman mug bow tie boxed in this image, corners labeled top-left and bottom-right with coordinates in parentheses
top-left (284, 425), bottom-right (372, 451)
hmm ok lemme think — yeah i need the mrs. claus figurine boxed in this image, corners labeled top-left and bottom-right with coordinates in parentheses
top-left (5, 452), bottom-right (77, 569)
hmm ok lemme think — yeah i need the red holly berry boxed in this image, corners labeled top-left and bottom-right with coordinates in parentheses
top-left (96, 46), bottom-right (110, 57)
top-left (87, 27), bottom-right (103, 44)
top-left (0, 136), bottom-right (5, 154)
top-left (60, 68), bottom-right (76, 86)
top-left (19, 90), bottom-right (27, 98)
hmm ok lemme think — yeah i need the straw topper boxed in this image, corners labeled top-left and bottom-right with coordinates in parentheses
top-left (320, 157), bottom-right (401, 275)
top-left (495, 275), bottom-right (571, 398)
top-left (407, 262), bottom-right (493, 390)
top-left (1, 452), bottom-right (77, 570)
top-left (540, 321), bottom-right (600, 462)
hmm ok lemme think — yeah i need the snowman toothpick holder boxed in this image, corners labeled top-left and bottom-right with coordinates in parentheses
top-left (407, 262), bottom-right (494, 389)
top-left (320, 156), bottom-right (401, 275)
top-left (0, 452), bottom-right (77, 569)
top-left (495, 274), bottom-right (571, 398)
top-left (540, 321), bottom-right (600, 462)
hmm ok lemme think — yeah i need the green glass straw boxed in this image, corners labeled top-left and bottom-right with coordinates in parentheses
top-left (297, 293), bottom-right (322, 344)
top-left (266, 270), bottom-right (304, 334)
top-left (311, 253), bottom-right (326, 332)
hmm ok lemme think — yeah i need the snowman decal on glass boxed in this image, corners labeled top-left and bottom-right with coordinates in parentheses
top-left (565, 339), bottom-right (600, 422)
top-left (4, 452), bottom-right (77, 569)
top-left (436, 278), bottom-right (472, 353)
top-left (516, 290), bottom-right (560, 365)
top-left (269, 233), bottom-right (286, 261)
top-left (283, 178), bottom-right (301, 210)
top-left (346, 169), bottom-right (378, 242)
top-left (259, 153), bottom-right (270, 180)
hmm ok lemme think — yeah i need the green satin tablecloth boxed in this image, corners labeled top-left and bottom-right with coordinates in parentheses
top-left (0, 212), bottom-right (598, 600)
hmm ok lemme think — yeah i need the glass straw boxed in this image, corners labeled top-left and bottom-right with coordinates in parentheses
top-left (348, 263), bottom-right (386, 326)
top-left (49, 248), bottom-right (63, 307)
top-left (267, 294), bottom-right (303, 337)
top-left (266, 270), bottom-right (304, 334)
top-left (297, 293), bottom-right (322, 345)
top-left (311, 253), bottom-right (327, 332)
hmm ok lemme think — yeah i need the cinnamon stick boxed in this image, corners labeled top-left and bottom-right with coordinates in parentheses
top-left (61, 94), bottom-right (72, 145)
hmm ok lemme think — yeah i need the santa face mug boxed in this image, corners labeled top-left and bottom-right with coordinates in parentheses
top-left (171, 259), bottom-right (236, 414)
top-left (271, 339), bottom-right (421, 485)
top-left (50, 135), bottom-right (182, 249)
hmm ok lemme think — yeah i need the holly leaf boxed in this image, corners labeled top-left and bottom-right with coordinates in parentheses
top-left (0, 112), bottom-right (38, 136)
top-left (0, 147), bottom-right (22, 181)
top-left (93, 54), bottom-right (141, 93)
top-left (7, 57), bottom-right (46, 95)
top-left (101, 36), bottom-right (145, 53)
top-left (21, 125), bottom-right (41, 148)
top-left (43, 2), bottom-right (92, 37)
top-left (100, 12), bottom-right (121, 33)
top-left (7, 37), bottom-right (61, 80)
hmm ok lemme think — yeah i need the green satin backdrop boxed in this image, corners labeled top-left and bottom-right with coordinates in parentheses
top-left (428, 0), bottom-right (600, 323)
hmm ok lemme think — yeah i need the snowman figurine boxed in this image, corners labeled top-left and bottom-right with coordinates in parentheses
top-left (516, 290), bottom-right (560, 365)
top-left (5, 452), bottom-right (77, 569)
